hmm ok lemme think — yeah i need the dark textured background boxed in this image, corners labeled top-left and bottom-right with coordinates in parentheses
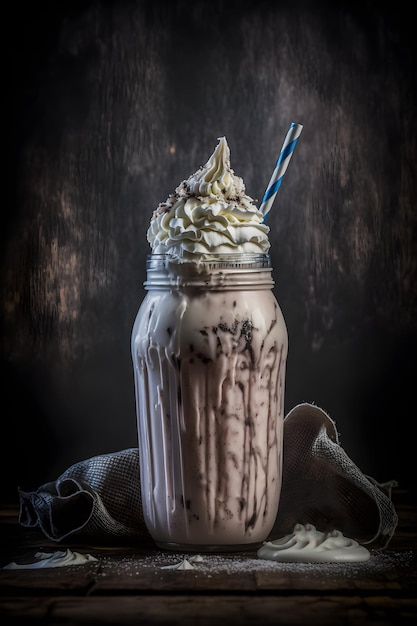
top-left (2, 0), bottom-right (416, 503)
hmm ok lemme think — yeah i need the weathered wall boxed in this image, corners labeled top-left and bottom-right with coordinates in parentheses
top-left (2, 0), bottom-right (416, 500)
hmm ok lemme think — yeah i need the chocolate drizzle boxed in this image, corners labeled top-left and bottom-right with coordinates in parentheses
top-left (201, 319), bottom-right (256, 364)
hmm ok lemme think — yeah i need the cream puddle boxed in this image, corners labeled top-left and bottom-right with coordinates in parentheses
top-left (2, 549), bottom-right (98, 569)
top-left (257, 524), bottom-right (371, 563)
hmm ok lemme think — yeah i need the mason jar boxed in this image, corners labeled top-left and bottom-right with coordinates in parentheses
top-left (131, 253), bottom-right (288, 551)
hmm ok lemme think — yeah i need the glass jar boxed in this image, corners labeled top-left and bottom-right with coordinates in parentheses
top-left (131, 253), bottom-right (288, 551)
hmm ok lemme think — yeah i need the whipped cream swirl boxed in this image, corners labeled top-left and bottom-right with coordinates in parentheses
top-left (147, 137), bottom-right (270, 258)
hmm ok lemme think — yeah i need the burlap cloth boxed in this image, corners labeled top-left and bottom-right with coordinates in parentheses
top-left (18, 403), bottom-right (398, 549)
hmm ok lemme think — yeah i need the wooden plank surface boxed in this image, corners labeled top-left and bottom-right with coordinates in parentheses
top-left (1, 547), bottom-right (416, 594)
top-left (1, 595), bottom-right (417, 625)
top-left (1, 491), bottom-right (416, 624)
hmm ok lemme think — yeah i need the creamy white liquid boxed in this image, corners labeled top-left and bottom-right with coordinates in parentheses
top-left (2, 549), bottom-right (98, 569)
top-left (132, 282), bottom-right (287, 549)
top-left (257, 524), bottom-right (371, 563)
top-left (160, 554), bottom-right (204, 570)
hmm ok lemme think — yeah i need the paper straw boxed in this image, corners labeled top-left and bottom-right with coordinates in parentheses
top-left (260, 122), bottom-right (303, 217)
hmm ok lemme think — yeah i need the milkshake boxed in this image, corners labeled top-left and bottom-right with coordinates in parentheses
top-left (131, 138), bottom-right (288, 550)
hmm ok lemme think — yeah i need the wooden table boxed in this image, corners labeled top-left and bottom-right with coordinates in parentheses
top-left (1, 487), bottom-right (416, 625)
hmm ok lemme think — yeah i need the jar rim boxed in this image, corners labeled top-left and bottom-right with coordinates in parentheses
top-left (144, 253), bottom-right (274, 290)
top-left (146, 252), bottom-right (271, 271)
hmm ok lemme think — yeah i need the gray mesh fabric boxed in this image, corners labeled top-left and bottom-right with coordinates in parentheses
top-left (18, 403), bottom-right (398, 547)
top-left (19, 448), bottom-right (146, 541)
top-left (271, 403), bottom-right (398, 548)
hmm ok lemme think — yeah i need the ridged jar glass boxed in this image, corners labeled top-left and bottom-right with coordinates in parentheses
top-left (131, 253), bottom-right (288, 551)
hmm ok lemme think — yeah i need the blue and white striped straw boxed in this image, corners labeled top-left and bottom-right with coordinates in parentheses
top-left (260, 122), bottom-right (303, 217)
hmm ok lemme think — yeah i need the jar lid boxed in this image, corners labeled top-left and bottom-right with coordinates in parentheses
top-left (144, 253), bottom-right (275, 290)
